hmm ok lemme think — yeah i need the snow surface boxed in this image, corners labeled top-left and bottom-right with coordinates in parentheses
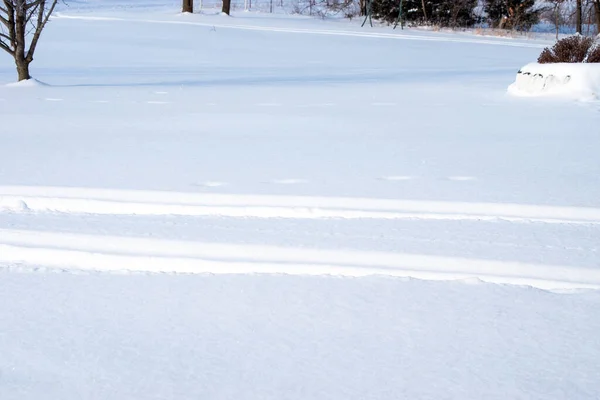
top-left (509, 62), bottom-right (600, 100)
top-left (1, 1), bottom-right (600, 399)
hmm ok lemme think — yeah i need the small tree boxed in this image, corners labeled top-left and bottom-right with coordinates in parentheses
top-left (547, 0), bottom-right (566, 40)
top-left (0, 0), bottom-right (59, 81)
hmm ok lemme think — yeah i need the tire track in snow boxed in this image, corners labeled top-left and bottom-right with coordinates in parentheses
top-left (1, 229), bottom-right (599, 290)
top-left (1, 186), bottom-right (600, 224)
top-left (53, 14), bottom-right (546, 49)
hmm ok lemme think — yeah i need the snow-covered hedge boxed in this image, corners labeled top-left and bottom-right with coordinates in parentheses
top-left (508, 62), bottom-right (600, 100)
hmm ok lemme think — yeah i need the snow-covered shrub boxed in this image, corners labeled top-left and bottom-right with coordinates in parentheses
top-left (538, 35), bottom-right (600, 63)
top-left (587, 42), bottom-right (600, 62)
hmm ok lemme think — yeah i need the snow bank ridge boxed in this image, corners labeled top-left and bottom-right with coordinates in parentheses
top-left (2, 229), bottom-right (600, 290)
top-left (2, 186), bottom-right (600, 224)
top-left (508, 63), bottom-right (600, 100)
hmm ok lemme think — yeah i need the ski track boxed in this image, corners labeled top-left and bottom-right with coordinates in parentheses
top-left (1, 186), bottom-right (600, 224)
top-left (1, 187), bottom-right (599, 290)
top-left (52, 14), bottom-right (547, 49)
top-left (1, 228), bottom-right (600, 290)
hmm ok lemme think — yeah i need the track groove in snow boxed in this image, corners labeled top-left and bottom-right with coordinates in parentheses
top-left (1, 229), bottom-right (599, 290)
top-left (1, 186), bottom-right (600, 224)
top-left (52, 14), bottom-right (546, 49)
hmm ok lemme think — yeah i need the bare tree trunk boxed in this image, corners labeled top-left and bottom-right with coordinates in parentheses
top-left (222, 0), bottom-right (231, 14)
top-left (596, 0), bottom-right (600, 32)
top-left (182, 0), bottom-right (193, 13)
top-left (14, 4), bottom-right (30, 81)
top-left (576, 0), bottom-right (582, 34)
top-left (15, 60), bottom-right (30, 81)
top-left (553, 3), bottom-right (560, 40)
top-left (421, 0), bottom-right (428, 21)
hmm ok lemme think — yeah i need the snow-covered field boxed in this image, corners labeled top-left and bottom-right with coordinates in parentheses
top-left (1, 2), bottom-right (600, 399)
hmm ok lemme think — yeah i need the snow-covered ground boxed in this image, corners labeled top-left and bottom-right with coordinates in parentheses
top-left (1, 2), bottom-right (600, 399)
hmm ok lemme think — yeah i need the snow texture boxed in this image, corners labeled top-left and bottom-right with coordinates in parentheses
top-left (1, 1), bottom-right (600, 399)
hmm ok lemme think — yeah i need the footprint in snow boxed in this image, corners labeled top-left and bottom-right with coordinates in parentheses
top-left (447, 176), bottom-right (477, 181)
top-left (298, 103), bottom-right (336, 107)
top-left (269, 179), bottom-right (308, 185)
top-left (371, 102), bottom-right (397, 107)
top-left (381, 175), bottom-right (415, 181)
top-left (256, 103), bottom-right (282, 107)
top-left (194, 181), bottom-right (228, 188)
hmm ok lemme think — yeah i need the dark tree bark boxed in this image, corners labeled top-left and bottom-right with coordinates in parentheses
top-left (182, 0), bottom-right (193, 13)
top-left (576, 0), bottom-right (582, 34)
top-left (595, 0), bottom-right (600, 31)
top-left (222, 0), bottom-right (231, 15)
top-left (0, 0), bottom-right (59, 81)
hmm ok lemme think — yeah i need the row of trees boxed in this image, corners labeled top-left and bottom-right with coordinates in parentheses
top-left (369, 0), bottom-right (600, 31)
top-left (545, 0), bottom-right (600, 36)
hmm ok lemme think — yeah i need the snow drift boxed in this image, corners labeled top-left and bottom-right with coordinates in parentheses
top-left (508, 62), bottom-right (600, 100)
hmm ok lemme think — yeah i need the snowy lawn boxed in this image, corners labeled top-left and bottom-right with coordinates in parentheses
top-left (1, 2), bottom-right (600, 399)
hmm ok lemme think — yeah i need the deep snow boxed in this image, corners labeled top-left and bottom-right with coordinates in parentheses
top-left (509, 62), bottom-right (600, 100)
top-left (1, 2), bottom-right (600, 399)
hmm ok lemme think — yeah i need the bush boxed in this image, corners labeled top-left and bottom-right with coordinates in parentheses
top-left (587, 44), bottom-right (600, 63)
top-left (538, 36), bottom-right (600, 63)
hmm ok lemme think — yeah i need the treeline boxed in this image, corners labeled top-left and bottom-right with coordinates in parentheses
top-left (366, 0), bottom-right (600, 31)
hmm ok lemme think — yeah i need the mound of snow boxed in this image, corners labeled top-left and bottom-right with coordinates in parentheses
top-left (5, 78), bottom-right (48, 88)
top-left (508, 63), bottom-right (600, 100)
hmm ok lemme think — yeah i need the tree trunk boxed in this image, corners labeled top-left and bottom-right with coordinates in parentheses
top-left (596, 1), bottom-right (600, 33)
top-left (576, 0), bottom-right (582, 34)
top-left (555, 6), bottom-right (559, 41)
top-left (421, 0), bottom-right (428, 21)
top-left (15, 7), bottom-right (30, 81)
top-left (15, 59), bottom-right (31, 81)
top-left (222, 0), bottom-right (231, 15)
top-left (183, 0), bottom-right (193, 13)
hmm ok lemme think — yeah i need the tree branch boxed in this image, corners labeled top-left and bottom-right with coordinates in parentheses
top-left (25, 0), bottom-right (44, 11)
top-left (26, 0), bottom-right (57, 63)
top-left (0, 37), bottom-right (13, 55)
top-left (0, 14), bottom-right (9, 28)
top-left (26, 3), bottom-right (40, 23)
top-left (6, 0), bottom-right (17, 50)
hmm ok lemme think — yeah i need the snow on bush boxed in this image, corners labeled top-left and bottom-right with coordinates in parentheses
top-left (508, 62), bottom-right (600, 99)
top-left (509, 36), bottom-right (600, 99)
